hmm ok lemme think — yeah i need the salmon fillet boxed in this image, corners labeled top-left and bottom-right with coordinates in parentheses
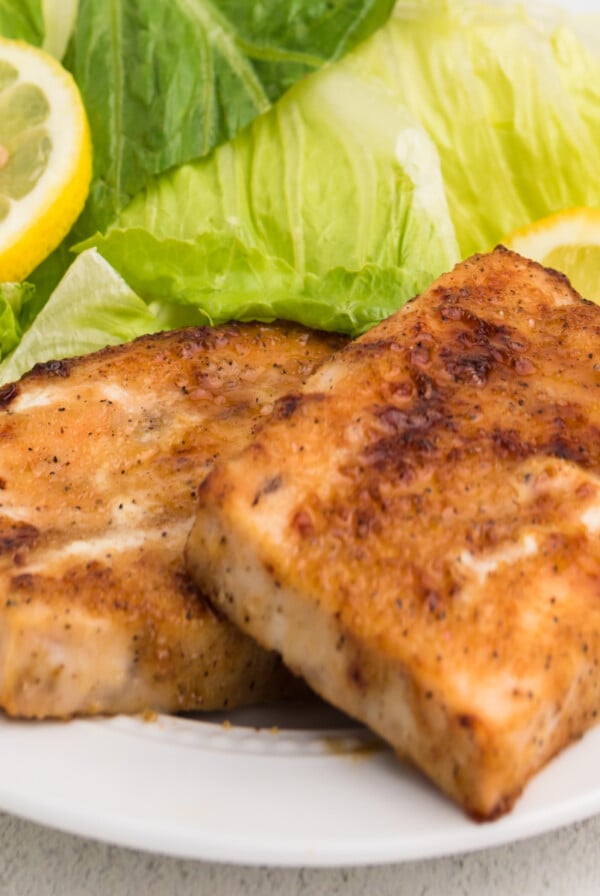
top-left (187, 248), bottom-right (600, 820)
top-left (0, 322), bottom-right (344, 718)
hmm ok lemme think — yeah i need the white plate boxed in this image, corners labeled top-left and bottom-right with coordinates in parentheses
top-left (3, 697), bottom-right (600, 867)
top-left (2, 0), bottom-right (599, 869)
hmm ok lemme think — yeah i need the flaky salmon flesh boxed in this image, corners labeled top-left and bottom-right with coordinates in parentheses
top-left (0, 322), bottom-right (344, 718)
top-left (187, 247), bottom-right (600, 820)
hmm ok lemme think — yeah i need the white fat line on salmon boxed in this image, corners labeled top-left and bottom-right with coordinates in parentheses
top-left (0, 496), bottom-right (158, 527)
top-left (9, 385), bottom-right (65, 412)
top-left (9, 381), bottom-right (140, 414)
top-left (582, 504), bottom-right (600, 534)
top-left (0, 505), bottom-right (37, 524)
top-left (20, 517), bottom-right (194, 574)
top-left (459, 534), bottom-right (538, 584)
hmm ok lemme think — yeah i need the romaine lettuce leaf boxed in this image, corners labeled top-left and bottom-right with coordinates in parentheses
top-left (89, 230), bottom-right (433, 335)
top-left (89, 0), bottom-right (600, 339)
top-left (90, 64), bottom-right (459, 335)
top-left (63, 0), bottom-right (396, 236)
top-left (0, 0), bottom-right (43, 44)
top-left (0, 282), bottom-right (35, 359)
top-left (203, 0), bottom-right (398, 101)
top-left (5, 0), bottom-right (599, 376)
top-left (345, 0), bottom-right (600, 257)
top-left (27, 0), bottom-right (396, 305)
top-left (0, 0), bottom-right (76, 57)
top-left (0, 250), bottom-right (160, 385)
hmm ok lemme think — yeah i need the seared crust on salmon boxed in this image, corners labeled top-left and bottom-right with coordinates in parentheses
top-left (0, 322), bottom-right (344, 718)
top-left (187, 248), bottom-right (600, 820)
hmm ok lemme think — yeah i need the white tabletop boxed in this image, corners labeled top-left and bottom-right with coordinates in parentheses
top-left (3, 811), bottom-right (600, 895)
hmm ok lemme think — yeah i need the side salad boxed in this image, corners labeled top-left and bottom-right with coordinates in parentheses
top-left (0, 0), bottom-right (599, 384)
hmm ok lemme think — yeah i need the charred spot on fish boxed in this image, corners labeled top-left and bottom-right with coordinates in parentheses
top-left (365, 393), bottom-right (454, 475)
top-left (0, 521), bottom-right (39, 553)
top-left (29, 358), bottom-right (72, 378)
top-left (181, 333), bottom-right (216, 359)
top-left (79, 561), bottom-right (115, 584)
top-left (456, 328), bottom-right (483, 349)
top-left (412, 372), bottom-right (440, 401)
top-left (273, 395), bottom-right (310, 420)
top-left (442, 350), bottom-right (495, 385)
top-left (10, 573), bottom-right (35, 590)
top-left (363, 436), bottom-right (425, 478)
top-left (375, 404), bottom-right (446, 434)
top-left (458, 713), bottom-right (476, 730)
top-left (425, 590), bottom-right (446, 621)
top-left (353, 507), bottom-right (378, 538)
top-left (432, 284), bottom-right (476, 308)
top-left (174, 569), bottom-right (202, 598)
top-left (439, 305), bottom-right (502, 335)
top-left (292, 508), bottom-right (315, 538)
top-left (439, 303), bottom-right (463, 321)
top-left (274, 393), bottom-right (302, 420)
top-left (545, 437), bottom-right (590, 465)
top-left (348, 661), bottom-right (368, 691)
top-left (491, 428), bottom-right (531, 458)
top-left (389, 380), bottom-right (414, 399)
top-left (252, 475), bottom-right (282, 507)
top-left (438, 302), bottom-right (538, 385)
top-left (507, 338), bottom-right (530, 353)
top-left (513, 357), bottom-right (536, 375)
top-left (411, 345), bottom-right (431, 366)
top-left (363, 423), bottom-right (440, 477)
top-left (0, 382), bottom-right (19, 408)
top-left (350, 338), bottom-right (398, 358)
top-left (176, 571), bottom-right (218, 619)
top-left (279, 391), bottom-right (327, 422)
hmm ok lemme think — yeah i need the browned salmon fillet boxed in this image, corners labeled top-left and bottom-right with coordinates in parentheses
top-left (187, 247), bottom-right (600, 820)
top-left (0, 322), bottom-right (344, 718)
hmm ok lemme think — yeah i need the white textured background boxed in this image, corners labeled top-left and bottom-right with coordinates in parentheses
top-left (2, 812), bottom-right (600, 895)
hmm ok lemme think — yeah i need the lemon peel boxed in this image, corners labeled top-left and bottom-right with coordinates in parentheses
top-left (0, 38), bottom-right (92, 282)
top-left (504, 208), bottom-right (600, 304)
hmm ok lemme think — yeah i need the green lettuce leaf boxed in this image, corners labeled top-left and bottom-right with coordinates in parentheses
top-left (89, 63), bottom-right (459, 335)
top-left (345, 0), bottom-right (600, 257)
top-left (90, 230), bottom-right (432, 335)
top-left (0, 281), bottom-right (36, 358)
top-left (0, 0), bottom-right (76, 55)
top-left (0, 0), bottom-right (44, 44)
top-left (62, 0), bottom-right (396, 237)
top-left (28, 0), bottom-right (396, 304)
top-left (89, 0), bottom-right (600, 340)
top-left (0, 250), bottom-right (161, 385)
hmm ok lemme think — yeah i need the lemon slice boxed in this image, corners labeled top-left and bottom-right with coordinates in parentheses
top-left (504, 208), bottom-right (600, 304)
top-left (0, 38), bottom-right (92, 282)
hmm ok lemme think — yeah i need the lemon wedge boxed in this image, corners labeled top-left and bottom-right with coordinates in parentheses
top-left (0, 38), bottom-right (92, 282)
top-left (504, 208), bottom-right (600, 304)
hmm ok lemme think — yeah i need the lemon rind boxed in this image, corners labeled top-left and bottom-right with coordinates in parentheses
top-left (0, 38), bottom-right (92, 282)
